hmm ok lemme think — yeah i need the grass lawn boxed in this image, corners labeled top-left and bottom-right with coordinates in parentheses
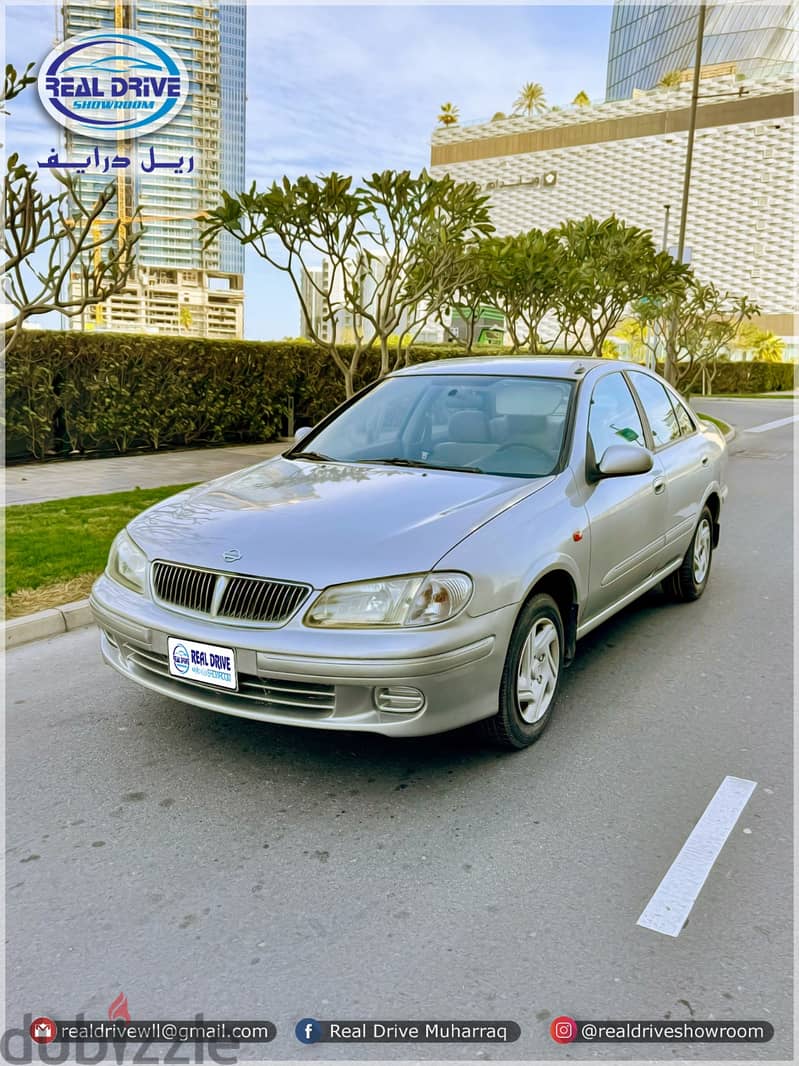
top-left (5, 483), bottom-right (195, 618)
top-left (697, 392), bottom-right (796, 399)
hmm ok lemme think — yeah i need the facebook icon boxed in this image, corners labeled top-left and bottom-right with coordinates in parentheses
top-left (295, 1018), bottom-right (322, 1044)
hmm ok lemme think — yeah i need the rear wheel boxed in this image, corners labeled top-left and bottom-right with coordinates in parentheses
top-left (480, 593), bottom-right (564, 750)
top-left (664, 506), bottom-right (714, 602)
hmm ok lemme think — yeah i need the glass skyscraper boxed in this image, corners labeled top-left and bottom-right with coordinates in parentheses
top-left (606, 3), bottom-right (796, 101)
top-left (63, 0), bottom-right (246, 336)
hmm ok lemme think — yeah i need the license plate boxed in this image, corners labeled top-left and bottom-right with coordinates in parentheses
top-left (167, 637), bottom-right (237, 690)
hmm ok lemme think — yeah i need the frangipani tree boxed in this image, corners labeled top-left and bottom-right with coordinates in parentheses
top-left (2, 63), bottom-right (140, 352)
top-left (552, 215), bottom-right (691, 355)
top-left (633, 280), bottom-right (759, 391)
top-left (203, 170), bottom-right (494, 396)
top-left (484, 229), bottom-right (564, 353)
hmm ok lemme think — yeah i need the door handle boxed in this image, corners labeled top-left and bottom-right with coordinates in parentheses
top-left (701, 455), bottom-right (709, 466)
top-left (653, 478), bottom-right (666, 495)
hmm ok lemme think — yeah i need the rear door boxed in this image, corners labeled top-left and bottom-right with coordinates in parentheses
top-left (626, 371), bottom-right (708, 563)
top-left (582, 371), bottom-right (671, 619)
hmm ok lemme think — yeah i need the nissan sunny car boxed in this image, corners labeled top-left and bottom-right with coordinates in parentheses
top-left (91, 358), bottom-right (727, 749)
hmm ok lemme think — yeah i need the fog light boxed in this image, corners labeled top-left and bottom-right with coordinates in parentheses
top-left (374, 686), bottom-right (425, 714)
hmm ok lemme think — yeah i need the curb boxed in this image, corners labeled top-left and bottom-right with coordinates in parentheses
top-left (697, 414), bottom-right (735, 444)
top-left (4, 598), bottom-right (94, 650)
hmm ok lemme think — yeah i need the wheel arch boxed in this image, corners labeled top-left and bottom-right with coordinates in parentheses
top-left (518, 566), bottom-right (579, 665)
top-left (703, 489), bottom-right (722, 547)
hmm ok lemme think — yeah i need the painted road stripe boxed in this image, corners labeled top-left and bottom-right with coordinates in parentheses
top-left (637, 775), bottom-right (756, 937)
top-left (746, 414), bottom-right (799, 434)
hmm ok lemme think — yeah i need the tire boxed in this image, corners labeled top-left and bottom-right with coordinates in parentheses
top-left (664, 506), bottom-right (714, 603)
top-left (480, 593), bottom-right (564, 750)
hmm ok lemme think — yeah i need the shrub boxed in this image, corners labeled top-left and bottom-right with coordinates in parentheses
top-left (690, 361), bottom-right (796, 395)
top-left (4, 331), bottom-right (509, 461)
top-left (6, 330), bottom-right (792, 461)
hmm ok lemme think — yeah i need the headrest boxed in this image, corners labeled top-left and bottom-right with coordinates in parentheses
top-left (449, 409), bottom-right (490, 442)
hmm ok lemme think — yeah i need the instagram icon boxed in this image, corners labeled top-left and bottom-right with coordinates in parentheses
top-left (550, 1016), bottom-right (578, 1044)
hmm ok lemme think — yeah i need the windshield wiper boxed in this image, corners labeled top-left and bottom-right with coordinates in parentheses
top-left (291, 450), bottom-right (336, 463)
top-left (361, 457), bottom-right (484, 474)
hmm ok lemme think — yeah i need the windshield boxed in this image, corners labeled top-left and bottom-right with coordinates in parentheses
top-left (292, 373), bottom-right (574, 478)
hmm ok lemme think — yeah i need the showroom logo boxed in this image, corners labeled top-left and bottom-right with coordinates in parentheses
top-left (38, 31), bottom-right (189, 139)
top-left (171, 643), bottom-right (190, 675)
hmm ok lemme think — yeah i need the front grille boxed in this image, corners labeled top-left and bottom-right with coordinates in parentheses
top-left (123, 645), bottom-right (335, 715)
top-left (152, 562), bottom-right (216, 613)
top-left (218, 575), bottom-right (309, 623)
top-left (151, 562), bottom-right (311, 625)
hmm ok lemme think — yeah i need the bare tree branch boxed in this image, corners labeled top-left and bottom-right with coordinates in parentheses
top-left (2, 156), bottom-right (141, 352)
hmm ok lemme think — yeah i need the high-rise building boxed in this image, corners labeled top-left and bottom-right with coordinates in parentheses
top-left (299, 258), bottom-right (450, 346)
top-left (63, 0), bottom-right (246, 337)
top-left (298, 256), bottom-right (504, 347)
top-left (606, 3), bottom-right (796, 101)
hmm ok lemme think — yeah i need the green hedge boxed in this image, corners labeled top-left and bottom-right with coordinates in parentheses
top-left (5, 330), bottom-right (795, 461)
top-left (4, 331), bottom-right (496, 461)
top-left (702, 361), bottom-right (797, 395)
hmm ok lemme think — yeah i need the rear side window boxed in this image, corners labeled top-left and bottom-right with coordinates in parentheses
top-left (628, 372), bottom-right (681, 448)
top-left (670, 392), bottom-right (697, 436)
top-left (588, 372), bottom-right (646, 462)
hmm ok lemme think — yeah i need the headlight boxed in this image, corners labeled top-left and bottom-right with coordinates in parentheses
top-left (305, 572), bottom-right (473, 628)
top-left (107, 530), bottom-right (147, 594)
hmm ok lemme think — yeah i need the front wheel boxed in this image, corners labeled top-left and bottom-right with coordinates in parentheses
top-left (480, 593), bottom-right (564, 750)
top-left (664, 506), bottom-right (714, 602)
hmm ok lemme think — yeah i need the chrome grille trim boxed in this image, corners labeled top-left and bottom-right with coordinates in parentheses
top-left (239, 677), bottom-right (335, 710)
top-left (123, 645), bottom-right (335, 714)
top-left (151, 562), bottom-right (311, 625)
top-left (217, 574), bottom-right (310, 624)
top-left (152, 561), bottom-right (216, 614)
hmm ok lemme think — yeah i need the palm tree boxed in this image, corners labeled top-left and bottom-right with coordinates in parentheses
top-left (513, 82), bottom-right (547, 117)
top-left (658, 69), bottom-right (683, 89)
top-left (572, 90), bottom-right (591, 107)
top-left (491, 111), bottom-right (507, 122)
top-left (437, 102), bottom-right (460, 127)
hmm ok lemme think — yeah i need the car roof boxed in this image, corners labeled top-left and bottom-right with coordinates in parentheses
top-left (392, 356), bottom-right (643, 380)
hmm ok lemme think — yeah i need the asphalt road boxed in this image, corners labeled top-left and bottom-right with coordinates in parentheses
top-left (6, 399), bottom-right (794, 1062)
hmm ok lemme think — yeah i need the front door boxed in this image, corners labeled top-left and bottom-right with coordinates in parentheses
top-left (582, 371), bottom-right (671, 620)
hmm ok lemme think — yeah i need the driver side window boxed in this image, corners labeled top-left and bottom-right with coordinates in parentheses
top-left (588, 373), bottom-right (646, 464)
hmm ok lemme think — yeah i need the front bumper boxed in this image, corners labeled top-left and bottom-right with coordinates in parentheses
top-left (90, 574), bottom-right (517, 737)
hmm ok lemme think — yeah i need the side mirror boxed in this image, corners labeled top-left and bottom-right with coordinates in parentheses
top-left (294, 426), bottom-right (312, 444)
top-left (597, 444), bottom-right (654, 477)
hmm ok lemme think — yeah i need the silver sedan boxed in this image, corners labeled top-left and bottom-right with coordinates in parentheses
top-left (90, 357), bottom-right (727, 749)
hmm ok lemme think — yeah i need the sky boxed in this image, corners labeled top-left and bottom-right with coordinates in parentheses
top-left (3, 2), bottom-right (613, 340)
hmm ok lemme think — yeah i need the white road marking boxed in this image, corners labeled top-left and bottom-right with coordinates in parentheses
top-left (637, 775), bottom-right (756, 937)
top-left (746, 414), bottom-right (799, 434)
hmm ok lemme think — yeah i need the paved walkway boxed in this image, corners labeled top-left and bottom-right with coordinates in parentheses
top-left (5, 441), bottom-right (289, 506)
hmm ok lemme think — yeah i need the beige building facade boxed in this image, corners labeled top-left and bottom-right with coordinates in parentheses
top-left (430, 75), bottom-right (797, 353)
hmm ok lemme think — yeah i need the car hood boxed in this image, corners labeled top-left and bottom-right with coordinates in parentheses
top-left (128, 456), bottom-right (554, 587)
